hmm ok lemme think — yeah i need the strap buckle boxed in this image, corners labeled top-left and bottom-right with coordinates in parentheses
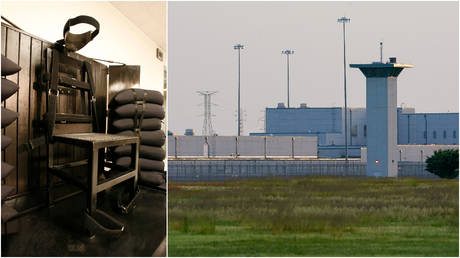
top-left (48, 88), bottom-right (59, 96)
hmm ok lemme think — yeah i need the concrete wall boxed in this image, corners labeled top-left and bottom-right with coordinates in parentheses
top-left (1, 1), bottom-right (165, 92)
top-left (208, 136), bottom-right (237, 156)
top-left (168, 136), bottom-right (318, 158)
top-left (238, 136), bottom-right (265, 156)
top-left (361, 145), bottom-right (459, 162)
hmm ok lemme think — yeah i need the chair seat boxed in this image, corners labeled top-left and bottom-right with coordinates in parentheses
top-left (53, 132), bottom-right (139, 148)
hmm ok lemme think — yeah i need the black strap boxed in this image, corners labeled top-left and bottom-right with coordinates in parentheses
top-left (138, 91), bottom-right (147, 131)
top-left (18, 136), bottom-right (46, 153)
top-left (47, 48), bottom-right (60, 140)
top-left (132, 89), bottom-right (138, 132)
top-left (84, 61), bottom-right (100, 133)
top-left (55, 15), bottom-right (99, 51)
top-left (63, 15), bottom-right (99, 41)
top-left (131, 89), bottom-right (147, 135)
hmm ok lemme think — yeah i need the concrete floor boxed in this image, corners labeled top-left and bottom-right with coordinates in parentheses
top-left (2, 186), bottom-right (166, 256)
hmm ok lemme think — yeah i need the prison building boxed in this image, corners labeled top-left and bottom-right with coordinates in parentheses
top-left (251, 104), bottom-right (459, 147)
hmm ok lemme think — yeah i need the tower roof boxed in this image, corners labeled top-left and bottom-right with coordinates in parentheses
top-left (350, 62), bottom-right (413, 78)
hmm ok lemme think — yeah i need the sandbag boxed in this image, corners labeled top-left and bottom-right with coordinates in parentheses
top-left (115, 157), bottom-right (164, 171)
top-left (111, 103), bottom-right (165, 119)
top-left (113, 145), bottom-right (165, 160)
top-left (110, 89), bottom-right (164, 107)
top-left (1, 135), bottom-right (12, 150)
top-left (1, 78), bottom-right (19, 100)
top-left (1, 184), bottom-right (15, 201)
top-left (139, 171), bottom-right (165, 187)
top-left (117, 130), bottom-right (165, 147)
top-left (1, 55), bottom-right (21, 76)
top-left (1, 108), bottom-right (18, 128)
top-left (110, 118), bottom-right (162, 132)
top-left (1, 162), bottom-right (14, 179)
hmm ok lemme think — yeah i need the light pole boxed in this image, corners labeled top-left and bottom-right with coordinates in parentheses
top-left (337, 16), bottom-right (350, 168)
top-left (233, 43), bottom-right (244, 136)
top-left (282, 50), bottom-right (294, 108)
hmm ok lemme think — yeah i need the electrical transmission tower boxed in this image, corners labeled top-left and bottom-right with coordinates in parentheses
top-left (197, 90), bottom-right (218, 136)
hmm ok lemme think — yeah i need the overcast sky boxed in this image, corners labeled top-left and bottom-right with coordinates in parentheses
top-left (168, 1), bottom-right (459, 136)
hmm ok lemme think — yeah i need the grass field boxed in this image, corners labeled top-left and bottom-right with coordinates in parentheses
top-left (168, 176), bottom-right (459, 256)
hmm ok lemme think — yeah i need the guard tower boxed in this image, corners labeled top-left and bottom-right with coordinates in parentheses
top-left (350, 57), bottom-right (413, 177)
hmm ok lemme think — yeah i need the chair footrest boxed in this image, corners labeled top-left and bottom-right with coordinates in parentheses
top-left (83, 209), bottom-right (124, 237)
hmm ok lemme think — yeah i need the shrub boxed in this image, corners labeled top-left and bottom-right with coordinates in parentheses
top-left (426, 149), bottom-right (459, 179)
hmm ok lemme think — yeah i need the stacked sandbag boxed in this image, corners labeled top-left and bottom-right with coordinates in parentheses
top-left (1, 55), bottom-right (21, 222)
top-left (108, 89), bottom-right (166, 188)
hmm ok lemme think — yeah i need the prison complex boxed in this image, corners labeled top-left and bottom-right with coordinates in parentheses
top-left (251, 105), bottom-right (458, 146)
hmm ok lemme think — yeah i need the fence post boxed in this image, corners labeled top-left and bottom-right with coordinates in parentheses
top-left (235, 136), bottom-right (239, 157)
top-left (291, 137), bottom-right (295, 158)
top-left (175, 136), bottom-right (178, 158)
top-left (205, 136), bottom-right (210, 158)
top-left (264, 136), bottom-right (267, 159)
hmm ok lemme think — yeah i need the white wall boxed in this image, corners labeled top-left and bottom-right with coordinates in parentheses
top-left (1, 1), bottom-right (165, 92)
top-left (361, 145), bottom-right (459, 162)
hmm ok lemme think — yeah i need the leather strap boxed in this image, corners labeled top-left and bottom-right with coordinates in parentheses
top-left (63, 15), bottom-right (99, 41)
top-left (18, 136), bottom-right (46, 153)
top-left (56, 15), bottom-right (100, 51)
top-left (84, 61), bottom-right (100, 132)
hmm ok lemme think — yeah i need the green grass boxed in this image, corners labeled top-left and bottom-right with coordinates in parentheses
top-left (168, 176), bottom-right (459, 256)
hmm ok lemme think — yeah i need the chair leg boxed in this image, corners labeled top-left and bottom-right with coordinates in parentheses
top-left (47, 172), bottom-right (54, 207)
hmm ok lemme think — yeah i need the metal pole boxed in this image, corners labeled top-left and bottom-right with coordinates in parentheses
top-left (282, 50), bottom-right (294, 108)
top-left (287, 54), bottom-right (290, 108)
top-left (340, 18), bottom-right (349, 170)
top-left (238, 48), bottom-right (241, 136)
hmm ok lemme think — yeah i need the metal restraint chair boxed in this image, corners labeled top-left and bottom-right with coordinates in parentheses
top-left (45, 46), bottom-right (140, 235)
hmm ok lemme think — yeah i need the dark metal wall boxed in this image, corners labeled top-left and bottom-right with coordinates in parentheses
top-left (1, 23), bottom-right (108, 198)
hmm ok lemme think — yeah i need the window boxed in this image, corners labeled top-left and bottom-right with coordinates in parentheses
top-left (443, 130), bottom-right (447, 139)
top-left (454, 130), bottom-right (457, 139)
top-left (364, 125), bottom-right (367, 137)
top-left (424, 131), bottom-right (427, 139)
top-left (351, 125), bottom-right (358, 137)
top-left (433, 131), bottom-right (437, 139)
